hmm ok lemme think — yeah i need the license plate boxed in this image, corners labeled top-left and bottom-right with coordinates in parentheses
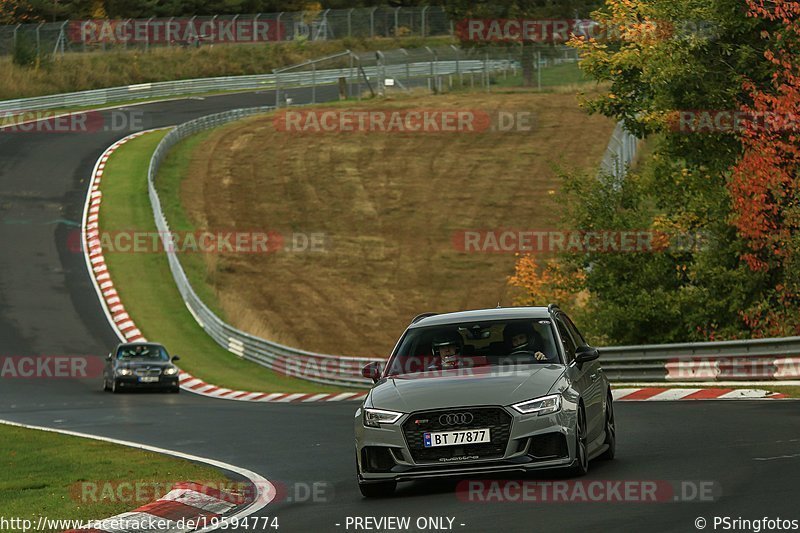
top-left (139, 376), bottom-right (159, 383)
top-left (424, 428), bottom-right (490, 448)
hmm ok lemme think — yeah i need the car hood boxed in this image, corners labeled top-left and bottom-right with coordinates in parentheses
top-left (369, 364), bottom-right (565, 412)
top-left (116, 361), bottom-right (172, 369)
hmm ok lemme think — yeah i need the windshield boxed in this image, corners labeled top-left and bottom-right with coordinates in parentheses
top-left (385, 318), bottom-right (561, 377)
top-left (116, 345), bottom-right (169, 361)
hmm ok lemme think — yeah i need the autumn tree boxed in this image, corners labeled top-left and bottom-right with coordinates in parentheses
top-left (510, 0), bottom-right (781, 343)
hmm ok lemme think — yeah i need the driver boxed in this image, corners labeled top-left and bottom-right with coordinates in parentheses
top-left (430, 333), bottom-right (464, 369)
top-left (504, 323), bottom-right (550, 362)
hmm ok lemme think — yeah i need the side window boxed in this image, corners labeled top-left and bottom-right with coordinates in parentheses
top-left (564, 315), bottom-right (588, 348)
top-left (555, 317), bottom-right (577, 364)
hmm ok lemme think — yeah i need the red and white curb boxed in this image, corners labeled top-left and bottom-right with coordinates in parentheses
top-left (82, 130), bottom-right (153, 344)
top-left (612, 387), bottom-right (788, 401)
top-left (82, 131), bottom-right (368, 403)
top-left (178, 372), bottom-right (368, 403)
top-left (0, 419), bottom-right (275, 533)
top-left (65, 482), bottom-right (246, 533)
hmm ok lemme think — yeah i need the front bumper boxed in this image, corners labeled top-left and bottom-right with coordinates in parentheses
top-left (355, 405), bottom-right (577, 483)
top-left (114, 376), bottom-right (179, 389)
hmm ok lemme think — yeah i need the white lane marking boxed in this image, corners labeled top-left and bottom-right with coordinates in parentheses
top-left (753, 453), bottom-right (800, 461)
top-left (0, 419), bottom-right (275, 532)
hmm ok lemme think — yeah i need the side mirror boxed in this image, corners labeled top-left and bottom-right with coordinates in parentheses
top-left (171, 355), bottom-right (181, 362)
top-left (361, 362), bottom-right (382, 382)
top-left (575, 346), bottom-right (599, 364)
top-left (106, 353), bottom-right (112, 361)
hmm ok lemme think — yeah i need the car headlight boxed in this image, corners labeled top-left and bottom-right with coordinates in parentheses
top-left (363, 408), bottom-right (403, 428)
top-left (511, 394), bottom-right (562, 416)
top-left (116, 368), bottom-right (133, 376)
top-left (163, 367), bottom-right (179, 376)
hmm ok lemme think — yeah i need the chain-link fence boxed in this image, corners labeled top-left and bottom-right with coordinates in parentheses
top-left (0, 6), bottom-right (454, 57)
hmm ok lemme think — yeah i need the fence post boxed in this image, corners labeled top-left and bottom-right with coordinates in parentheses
top-left (537, 50), bottom-right (542, 90)
top-left (312, 60), bottom-right (317, 104)
top-left (36, 23), bottom-right (42, 58)
top-left (274, 69), bottom-right (281, 108)
top-left (370, 7), bottom-right (377, 38)
top-left (347, 8), bottom-right (354, 38)
top-left (394, 7), bottom-right (400, 37)
top-left (277, 12), bottom-right (284, 40)
top-left (145, 17), bottom-right (153, 52)
top-left (253, 14), bottom-right (260, 43)
top-left (320, 9), bottom-right (329, 40)
top-left (421, 6), bottom-right (428, 38)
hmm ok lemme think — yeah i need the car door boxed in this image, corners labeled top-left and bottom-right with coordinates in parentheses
top-left (563, 313), bottom-right (604, 442)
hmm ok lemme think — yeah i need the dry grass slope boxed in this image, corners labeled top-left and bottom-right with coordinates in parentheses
top-left (179, 91), bottom-right (614, 357)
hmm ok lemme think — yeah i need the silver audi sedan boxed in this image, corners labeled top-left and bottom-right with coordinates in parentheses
top-left (354, 305), bottom-right (615, 497)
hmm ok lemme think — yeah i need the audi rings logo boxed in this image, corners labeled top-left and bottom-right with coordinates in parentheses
top-left (439, 413), bottom-right (474, 426)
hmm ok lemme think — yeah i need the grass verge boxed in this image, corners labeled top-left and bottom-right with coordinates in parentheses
top-left (0, 423), bottom-right (228, 531)
top-left (99, 131), bottom-right (354, 393)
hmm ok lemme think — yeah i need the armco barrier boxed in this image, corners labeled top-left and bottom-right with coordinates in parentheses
top-left (601, 338), bottom-right (800, 382)
top-left (0, 54), bottom-right (507, 115)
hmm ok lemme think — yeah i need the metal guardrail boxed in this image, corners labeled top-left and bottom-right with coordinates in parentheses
top-left (0, 57), bottom-right (506, 114)
top-left (600, 121), bottom-right (639, 182)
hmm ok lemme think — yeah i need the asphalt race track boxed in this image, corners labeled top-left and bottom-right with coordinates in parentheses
top-left (1, 88), bottom-right (799, 533)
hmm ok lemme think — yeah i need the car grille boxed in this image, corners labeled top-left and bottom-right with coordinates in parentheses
top-left (133, 368), bottom-right (161, 377)
top-left (402, 407), bottom-right (512, 464)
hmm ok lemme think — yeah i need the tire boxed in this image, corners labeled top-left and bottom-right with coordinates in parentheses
top-left (111, 379), bottom-right (120, 394)
top-left (598, 393), bottom-right (616, 461)
top-left (566, 404), bottom-right (589, 477)
top-left (358, 481), bottom-right (396, 498)
top-left (170, 386), bottom-right (180, 394)
top-left (102, 377), bottom-right (110, 392)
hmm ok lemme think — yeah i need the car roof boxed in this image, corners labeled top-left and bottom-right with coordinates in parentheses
top-left (116, 342), bottom-right (165, 349)
top-left (409, 307), bottom-right (553, 328)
